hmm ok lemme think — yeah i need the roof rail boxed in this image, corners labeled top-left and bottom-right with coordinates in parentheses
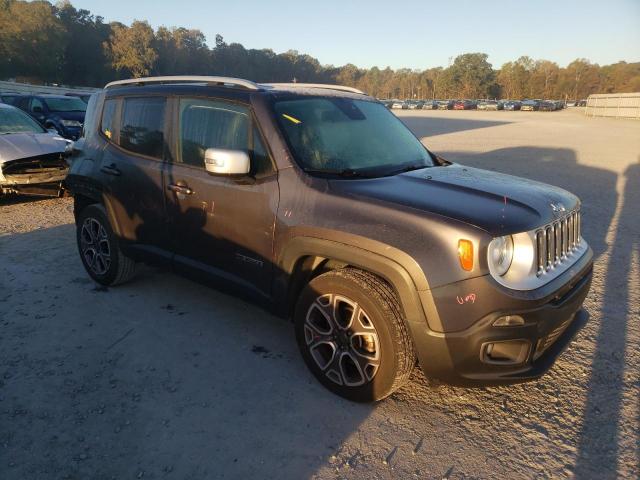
top-left (261, 83), bottom-right (365, 95)
top-left (104, 76), bottom-right (260, 90)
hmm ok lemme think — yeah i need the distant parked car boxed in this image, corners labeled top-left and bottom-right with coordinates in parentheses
top-left (421, 100), bottom-right (439, 110)
top-left (391, 100), bottom-right (408, 109)
top-left (477, 101), bottom-right (488, 110)
top-left (485, 100), bottom-right (503, 111)
top-left (16, 94), bottom-right (87, 140)
top-left (407, 101), bottom-right (422, 110)
top-left (454, 100), bottom-right (476, 110)
top-left (503, 100), bottom-right (522, 111)
top-left (576, 99), bottom-right (587, 107)
top-left (438, 100), bottom-right (455, 110)
top-left (65, 92), bottom-right (93, 104)
top-left (521, 100), bottom-right (540, 111)
top-left (539, 101), bottom-right (557, 111)
top-left (0, 103), bottom-right (71, 197)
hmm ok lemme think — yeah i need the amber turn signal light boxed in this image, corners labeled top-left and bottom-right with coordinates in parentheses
top-left (458, 239), bottom-right (474, 271)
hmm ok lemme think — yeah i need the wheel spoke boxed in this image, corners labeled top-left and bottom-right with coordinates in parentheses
top-left (332, 295), bottom-right (357, 330)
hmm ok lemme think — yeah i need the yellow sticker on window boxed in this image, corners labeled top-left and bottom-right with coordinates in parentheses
top-left (282, 113), bottom-right (301, 124)
top-left (104, 129), bottom-right (112, 139)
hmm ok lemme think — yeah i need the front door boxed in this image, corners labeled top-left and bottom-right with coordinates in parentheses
top-left (164, 97), bottom-right (279, 297)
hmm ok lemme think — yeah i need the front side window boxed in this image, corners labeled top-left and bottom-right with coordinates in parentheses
top-left (0, 107), bottom-right (46, 134)
top-left (179, 98), bottom-right (249, 167)
top-left (30, 98), bottom-right (45, 112)
top-left (273, 97), bottom-right (434, 177)
top-left (119, 97), bottom-right (166, 159)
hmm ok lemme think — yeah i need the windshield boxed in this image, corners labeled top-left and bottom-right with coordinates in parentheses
top-left (43, 97), bottom-right (87, 112)
top-left (274, 97), bottom-right (434, 176)
top-left (0, 107), bottom-right (45, 134)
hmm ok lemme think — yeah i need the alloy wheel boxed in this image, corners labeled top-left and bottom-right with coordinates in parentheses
top-left (303, 294), bottom-right (381, 386)
top-left (80, 217), bottom-right (111, 276)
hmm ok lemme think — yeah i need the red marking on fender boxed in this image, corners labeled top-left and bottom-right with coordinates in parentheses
top-left (456, 293), bottom-right (477, 305)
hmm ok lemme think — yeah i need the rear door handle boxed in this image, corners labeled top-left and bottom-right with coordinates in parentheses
top-left (167, 183), bottom-right (194, 195)
top-left (100, 163), bottom-right (121, 176)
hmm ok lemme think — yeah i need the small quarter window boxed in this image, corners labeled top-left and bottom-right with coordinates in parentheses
top-left (119, 97), bottom-right (166, 159)
top-left (101, 99), bottom-right (118, 140)
top-left (251, 126), bottom-right (273, 177)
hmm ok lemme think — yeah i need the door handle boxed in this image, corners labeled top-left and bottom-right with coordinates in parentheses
top-left (167, 183), bottom-right (194, 195)
top-left (100, 163), bottom-right (121, 176)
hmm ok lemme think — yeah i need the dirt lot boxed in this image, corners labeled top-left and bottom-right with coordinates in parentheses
top-left (1, 108), bottom-right (638, 479)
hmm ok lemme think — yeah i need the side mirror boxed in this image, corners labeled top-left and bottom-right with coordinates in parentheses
top-left (204, 148), bottom-right (250, 176)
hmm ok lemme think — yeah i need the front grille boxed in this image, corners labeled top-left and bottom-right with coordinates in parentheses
top-left (535, 210), bottom-right (581, 276)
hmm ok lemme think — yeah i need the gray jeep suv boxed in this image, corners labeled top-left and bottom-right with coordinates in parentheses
top-left (65, 76), bottom-right (593, 402)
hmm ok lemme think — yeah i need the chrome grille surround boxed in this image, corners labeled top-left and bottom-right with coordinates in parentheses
top-left (535, 210), bottom-right (582, 276)
top-left (488, 209), bottom-right (587, 291)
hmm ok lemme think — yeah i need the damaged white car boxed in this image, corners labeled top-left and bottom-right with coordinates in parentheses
top-left (0, 103), bottom-right (72, 197)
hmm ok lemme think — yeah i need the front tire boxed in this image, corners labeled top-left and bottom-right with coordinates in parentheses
top-left (294, 268), bottom-right (416, 402)
top-left (76, 204), bottom-right (136, 286)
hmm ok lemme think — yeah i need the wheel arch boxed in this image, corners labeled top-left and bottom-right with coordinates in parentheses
top-left (276, 236), bottom-right (433, 329)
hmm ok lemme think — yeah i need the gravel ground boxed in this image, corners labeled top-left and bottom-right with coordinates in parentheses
top-left (1, 108), bottom-right (638, 479)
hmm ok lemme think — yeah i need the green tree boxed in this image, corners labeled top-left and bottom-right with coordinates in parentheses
top-left (448, 53), bottom-right (495, 98)
top-left (0, 0), bottom-right (66, 81)
top-left (106, 20), bottom-right (157, 78)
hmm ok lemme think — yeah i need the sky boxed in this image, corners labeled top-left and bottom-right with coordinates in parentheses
top-left (68, 0), bottom-right (640, 70)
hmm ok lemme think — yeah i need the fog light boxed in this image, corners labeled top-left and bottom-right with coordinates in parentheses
top-left (481, 340), bottom-right (530, 365)
top-left (493, 315), bottom-right (525, 327)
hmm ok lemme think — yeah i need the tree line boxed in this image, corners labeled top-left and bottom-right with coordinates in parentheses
top-left (1, 0), bottom-right (639, 100)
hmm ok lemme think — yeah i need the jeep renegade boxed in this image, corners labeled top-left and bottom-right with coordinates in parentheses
top-left (65, 76), bottom-right (593, 402)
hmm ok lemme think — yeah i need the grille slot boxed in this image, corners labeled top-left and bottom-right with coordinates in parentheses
top-left (536, 210), bottom-right (581, 276)
top-left (534, 317), bottom-right (574, 359)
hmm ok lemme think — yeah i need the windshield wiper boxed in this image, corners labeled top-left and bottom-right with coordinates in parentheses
top-left (303, 167), bottom-right (366, 178)
top-left (382, 163), bottom-right (430, 177)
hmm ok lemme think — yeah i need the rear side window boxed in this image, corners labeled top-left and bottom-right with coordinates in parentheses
top-left (101, 99), bottom-right (118, 140)
top-left (178, 98), bottom-right (249, 167)
top-left (119, 97), bottom-right (165, 159)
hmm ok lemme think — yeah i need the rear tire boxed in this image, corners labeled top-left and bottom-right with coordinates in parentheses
top-left (76, 204), bottom-right (136, 286)
top-left (294, 268), bottom-right (415, 402)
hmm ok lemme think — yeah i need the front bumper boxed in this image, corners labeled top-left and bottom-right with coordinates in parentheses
top-left (410, 247), bottom-right (593, 386)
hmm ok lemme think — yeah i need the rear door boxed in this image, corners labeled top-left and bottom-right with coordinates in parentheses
top-left (164, 96), bottom-right (279, 297)
top-left (97, 95), bottom-right (170, 255)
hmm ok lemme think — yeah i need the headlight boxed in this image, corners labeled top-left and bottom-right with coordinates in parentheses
top-left (61, 119), bottom-right (82, 127)
top-left (488, 235), bottom-right (514, 276)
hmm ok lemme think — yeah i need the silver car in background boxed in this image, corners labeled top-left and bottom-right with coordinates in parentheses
top-left (0, 103), bottom-right (72, 197)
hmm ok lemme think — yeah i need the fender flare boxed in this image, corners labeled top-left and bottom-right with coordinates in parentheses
top-left (276, 236), bottom-right (441, 331)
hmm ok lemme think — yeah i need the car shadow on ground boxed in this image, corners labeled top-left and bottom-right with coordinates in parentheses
top-left (1, 224), bottom-right (378, 480)
top-left (397, 114), bottom-right (512, 137)
top-left (0, 193), bottom-right (59, 206)
top-left (437, 146), bottom-right (636, 478)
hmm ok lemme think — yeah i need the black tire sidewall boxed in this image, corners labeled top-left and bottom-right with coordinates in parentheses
top-left (76, 205), bottom-right (122, 286)
top-left (294, 271), bottom-right (403, 402)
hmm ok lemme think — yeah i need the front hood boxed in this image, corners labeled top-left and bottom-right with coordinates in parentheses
top-left (0, 133), bottom-right (69, 164)
top-left (328, 164), bottom-right (579, 236)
